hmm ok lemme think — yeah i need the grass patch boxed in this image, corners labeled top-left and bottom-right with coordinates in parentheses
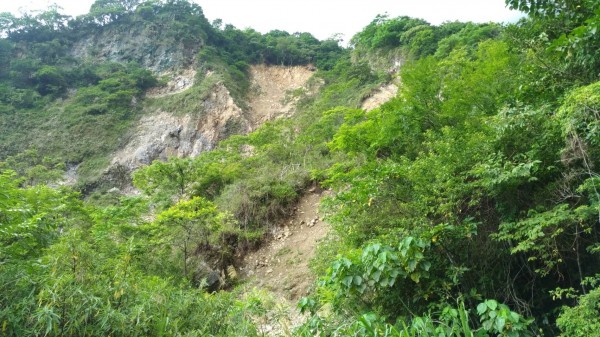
top-left (275, 247), bottom-right (292, 257)
top-left (144, 71), bottom-right (221, 116)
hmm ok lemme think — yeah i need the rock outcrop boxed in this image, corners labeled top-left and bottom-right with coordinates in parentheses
top-left (104, 65), bottom-right (315, 190)
top-left (106, 82), bottom-right (248, 187)
top-left (70, 22), bottom-right (199, 73)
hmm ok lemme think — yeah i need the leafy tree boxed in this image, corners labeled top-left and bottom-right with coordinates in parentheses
top-left (33, 66), bottom-right (66, 95)
top-left (133, 157), bottom-right (195, 200)
top-left (155, 197), bottom-right (224, 278)
top-left (0, 149), bottom-right (65, 186)
top-left (434, 23), bottom-right (501, 58)
top-left (557, 284), bottom-right (600, 336)
top-left (352, 15), bottom-right (430, 51)
top-left (0, 170), bottom-right (85, 262)
top-left (505, 0), bottom-right (600, 83)
top-left (89, 0), bottom-right (141, 24)
top-left (0, 12), bottom-right (17, 36)
top-left (2, 6), bottom-right (69, 42)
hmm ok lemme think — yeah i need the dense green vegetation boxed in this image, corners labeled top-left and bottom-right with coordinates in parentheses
top-left (2, 0), bottom-right (600, 336)
top-left (295, 4), bottom-right (600, 335)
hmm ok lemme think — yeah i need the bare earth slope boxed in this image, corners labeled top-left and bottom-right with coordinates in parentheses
top-left (240, 190), bottom-right (330, 335)
top-left (248, 64), bottom-right (314, 128)
top-left (105, 65), bottom-right (313, 189)
top-left (241, 190), bottom-right (328, 301)
top-left (361, 83), bottom-right (399, 111)
top-left (235, 68), bottom-right (399, 336)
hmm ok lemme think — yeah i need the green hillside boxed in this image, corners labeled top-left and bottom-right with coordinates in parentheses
top-left (2, 0), bottom-right (600, 336)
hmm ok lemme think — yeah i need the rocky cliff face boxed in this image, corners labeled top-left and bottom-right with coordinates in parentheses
top-left (63, 16), bottom-right (326, 192)
top-left (71, 21), bottom-right (199, 73)
top-left (106, 81), bottom-right (246, 188)
top-left (104, 65), bottom-right (315, 190)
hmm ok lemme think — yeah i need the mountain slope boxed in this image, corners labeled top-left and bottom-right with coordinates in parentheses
top-left (3, 1), bottom-right (600, 337)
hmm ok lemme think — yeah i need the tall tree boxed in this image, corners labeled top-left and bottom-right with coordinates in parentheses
top-left (505, 0), bottom-right (600, 82)
top-left (89, 0), bottom-right (142, 24)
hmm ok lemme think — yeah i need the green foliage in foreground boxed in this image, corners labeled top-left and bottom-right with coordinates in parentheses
top-left (556, 281), bottom-right (600, 337)
top-left (0, 169), bottom-right (259, 336)
top-left (297, 299), bottom-right (534, 337)
top-left (293, 6), bottom-right (600, 334)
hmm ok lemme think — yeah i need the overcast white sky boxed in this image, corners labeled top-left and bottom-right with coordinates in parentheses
top-left (0, 0), bottom-right (523, 43)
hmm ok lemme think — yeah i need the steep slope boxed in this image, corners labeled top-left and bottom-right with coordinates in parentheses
top-left (146, 67), bottom-right (197, 97)
top-left (71, 26), bottom-right (197, 73)
top-left (235, 73), bottom-right (398, 335)
top-left (247, 65), bottom-right (315, 128)
top-left (69, 4), bottom-right (210, 73)
top-left (241, 190), bottom-right (329, 301)
top-left (104, 65), bottom-right (315, 190)
top-left (239, 190), bottom-right (329, 336)
top-left (109, 82), bottom-right (245, 175)
top-left (361, 82), bottom-right (399, 111)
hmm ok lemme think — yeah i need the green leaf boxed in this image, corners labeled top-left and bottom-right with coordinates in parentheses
top-left (372, 270), bottom-right (381, 282)
top-left (482, 319), bottom-right (493, 331)
top-left (485, 299), bottom-right (498, 311)
top-left (477, 302), bottom-right (488, 315)
top-left (407, 259), bottom-right (417, 272)
top-left (495, 316), bottom-right (506, 332)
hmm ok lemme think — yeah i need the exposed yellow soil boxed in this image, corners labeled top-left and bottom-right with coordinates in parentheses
top-left (361, 83), bottom-right (399, 111)
top-left (247, 64), bottom-right (315, 129)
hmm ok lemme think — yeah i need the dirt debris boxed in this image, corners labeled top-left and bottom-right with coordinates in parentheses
top-left (247, 64), bottom-right (315, 129)
top-left (361, 82), bottom-right (399, 111)
top-left (239, 190), bottom-right (330, 336)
